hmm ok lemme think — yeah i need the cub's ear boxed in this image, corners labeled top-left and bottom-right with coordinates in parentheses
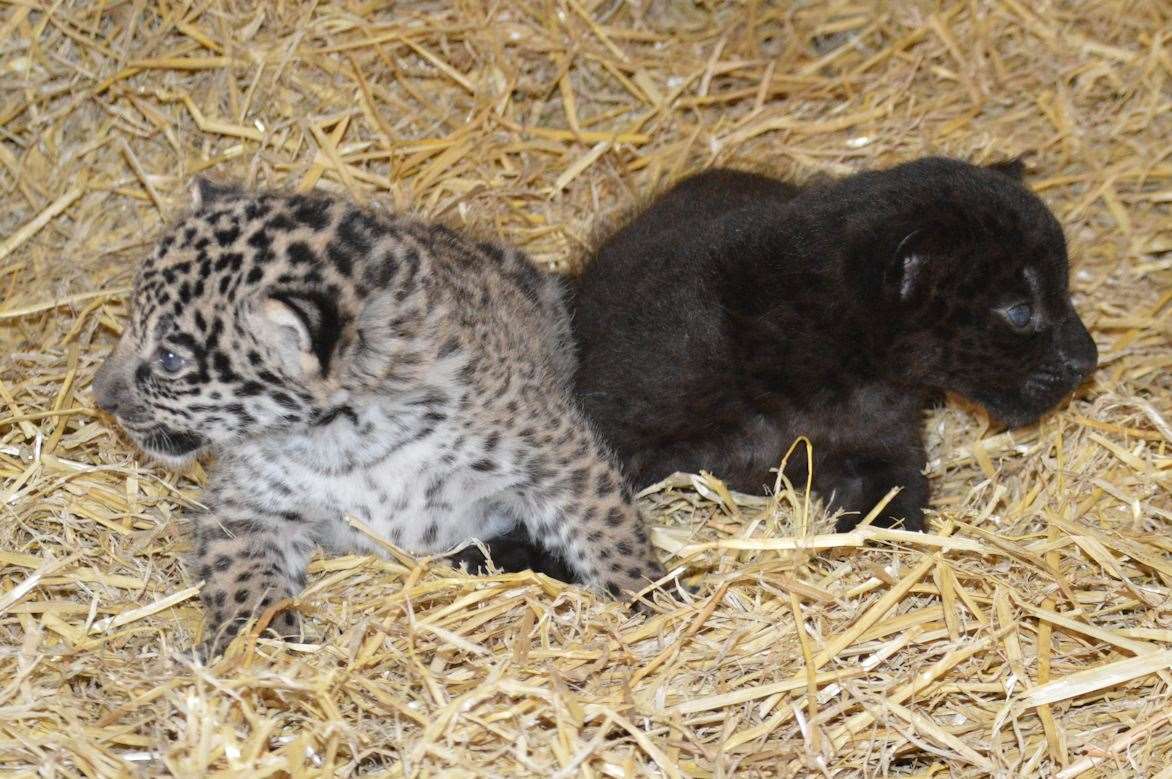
top-left (985, 157), bottom-right (1026, 180)
top-left (260, 290), bottom-right (343, 377)
top-left (885, 229), bottom-right (928, 303)
top-left (190, 176), bottom-right (243, 210)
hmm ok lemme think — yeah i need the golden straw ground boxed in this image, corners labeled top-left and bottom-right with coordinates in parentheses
top-left (1, 1), bottom-right (1169, 775)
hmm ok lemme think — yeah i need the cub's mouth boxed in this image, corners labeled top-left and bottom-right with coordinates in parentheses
top-left (974, 367), bottom-right (1094, 429)
top-left (982, 395), bottom-right (1068, 429)
top-left (133, 426), bottom-right (208, 467)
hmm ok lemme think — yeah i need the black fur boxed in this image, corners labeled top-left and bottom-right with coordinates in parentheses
top-left (449, 524), bottom-right (577, 582)
top-left (567, 157), bottom-right (1097, 531)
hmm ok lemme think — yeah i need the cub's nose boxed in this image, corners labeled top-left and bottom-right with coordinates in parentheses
top-left (1058, 312), bottom-right (1098, 383)
top-left (1065, 343), bottom-right (1097, 380)
top-left (92, 359), bottom-right (128, 415)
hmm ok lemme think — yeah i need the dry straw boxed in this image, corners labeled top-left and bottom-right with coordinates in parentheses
top-left (1, 1), bottom-right (1169, 776)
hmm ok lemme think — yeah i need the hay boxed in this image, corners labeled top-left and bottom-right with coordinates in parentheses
top-left (1, 0), bottom-right (1169, 775)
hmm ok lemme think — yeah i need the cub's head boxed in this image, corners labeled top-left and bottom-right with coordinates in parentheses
top-left (92, 180), bottom-right (372, 467)
top-left (874, 157), bottom-right (1098, 428)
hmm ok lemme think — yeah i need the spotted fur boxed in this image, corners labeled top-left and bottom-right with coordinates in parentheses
top-left (93, 180), bottom-right (663, 652)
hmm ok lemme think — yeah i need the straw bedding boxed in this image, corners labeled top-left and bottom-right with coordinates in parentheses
top-left (1, 1), bottom-right (1169, 776)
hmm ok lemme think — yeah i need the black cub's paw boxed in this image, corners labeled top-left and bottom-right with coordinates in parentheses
top-left (449, 527), bottom-right (580, 584)
top-left (450, 539), bottom-right (539, 575)
top-left (835, 507), bottom-right (925, 533)
top-left (449, 543), bottom-right (494, 574)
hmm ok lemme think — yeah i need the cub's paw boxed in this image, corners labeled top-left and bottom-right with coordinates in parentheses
top-left (197, 607), bottom-right (303, 659)
top-left (449, 533), bottom-right (538, 576)
top-left (835, 504), bottom-right (925, 533)
top-left (194, 616), bottom-right (248, 660)
top-left (449, 543), bottom-right (493, 574)
top-left (600, 564), bottom-right (674, 610)
top-left (449, 528), bottom-right (580, 583)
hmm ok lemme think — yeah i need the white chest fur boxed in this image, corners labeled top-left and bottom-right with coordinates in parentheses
top-left (214, 387), bottom-right (519, 558)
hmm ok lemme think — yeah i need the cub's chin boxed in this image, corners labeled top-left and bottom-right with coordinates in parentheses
top-left (135, 428), bottom-right (208, 470)
top-left (972, 387), bottom-right (1079, 430)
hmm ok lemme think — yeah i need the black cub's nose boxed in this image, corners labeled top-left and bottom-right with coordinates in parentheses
top-left (1065, 344), bottom-right (1097, 380)
top-left (1058, 313), bottom-right (1098, 382)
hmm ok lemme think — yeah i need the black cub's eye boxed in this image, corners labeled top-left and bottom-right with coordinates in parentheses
top-left (1002, 302), bottom-right (1033, 329)
top-left (156, 349), bottom-right (187, 374)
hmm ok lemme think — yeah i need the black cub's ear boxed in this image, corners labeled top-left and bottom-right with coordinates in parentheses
top-left (263, 290), bottom-right (343, 376)
top-left (190, 176), bottom-right (243, 210)
top-left (984, 157), bottom-right (1026, 181)
top-left (885, 229), bottom-right (928, 303)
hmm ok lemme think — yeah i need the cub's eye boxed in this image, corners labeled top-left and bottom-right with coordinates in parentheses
top-left (1002, 302), bottom-right (1033, 330)
top-left (156, 348), bottom-right (187, 374)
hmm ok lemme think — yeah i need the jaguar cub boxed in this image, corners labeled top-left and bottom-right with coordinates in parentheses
top-left (571, 157), bottom-right (1098, 532)
top-left (93, 180), bottom-right (662, 651)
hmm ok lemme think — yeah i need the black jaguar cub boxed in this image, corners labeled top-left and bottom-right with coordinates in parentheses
top-left (569, 157), bottom-right (1098, 532)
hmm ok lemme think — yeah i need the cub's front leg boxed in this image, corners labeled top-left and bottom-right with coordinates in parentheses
top-left (824, 454), bottom-right (929, 533)
top-left (190, 498), bottom-right (315, 654)
top-left (512, 437), bottom-right (665, 601)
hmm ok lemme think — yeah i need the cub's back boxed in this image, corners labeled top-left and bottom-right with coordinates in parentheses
top-left (421, 223), bottom-right (575, 387)
top-left (575, 169), bottom-right (798, 296)
top-left (571, 167), bottom-right (799, 363)
top-left (570, 169), bottom-right (798, 451)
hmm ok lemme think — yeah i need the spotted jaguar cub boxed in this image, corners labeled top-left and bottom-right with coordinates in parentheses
top-left (93, 180), bottom-right (663, 651)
